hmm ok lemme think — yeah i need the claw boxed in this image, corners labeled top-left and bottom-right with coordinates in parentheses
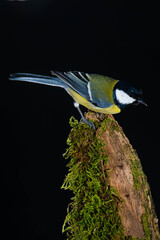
top-left (95, 112), bottom-right (103, 119)
top-left (80, 118), bottom-right (95, 130)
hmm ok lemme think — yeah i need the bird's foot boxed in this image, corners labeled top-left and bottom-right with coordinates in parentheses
top-left (94, 112), bottom-right (103, 119)
top-left (80, 117), bottom-right (95, 131)
top-left (74, 102), bottom-right (96, 130)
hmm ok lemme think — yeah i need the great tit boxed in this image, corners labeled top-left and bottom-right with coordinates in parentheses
top-left (10, 71), bottom-right (147, 128)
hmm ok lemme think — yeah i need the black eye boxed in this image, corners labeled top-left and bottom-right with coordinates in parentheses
top-left (133, 101), bottom-right (140, 106)
top-left (129, 93), bottom-right (135, 98)
top-left (129, 90), bottom-right (142, 100)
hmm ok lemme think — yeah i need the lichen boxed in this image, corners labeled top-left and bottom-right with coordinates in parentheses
top-left (62, 116), bottom-right (125, 239)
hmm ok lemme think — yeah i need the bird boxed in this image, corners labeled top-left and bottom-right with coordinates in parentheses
top-left (9, 71), bottom-right (147, 129)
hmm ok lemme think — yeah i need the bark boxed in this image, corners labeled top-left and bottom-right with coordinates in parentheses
top-left (86, 112), bottom-right (159, 239)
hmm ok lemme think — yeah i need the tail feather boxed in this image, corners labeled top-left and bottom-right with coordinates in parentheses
top-left (9, 73), bottom-right (67, 88)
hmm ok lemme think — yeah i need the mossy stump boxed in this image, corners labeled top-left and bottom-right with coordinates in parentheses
top-left (62, 112), bottom-right (159, 240)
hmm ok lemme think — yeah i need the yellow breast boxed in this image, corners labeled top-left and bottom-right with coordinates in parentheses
top-left (68, 88), bottom-right (121, 114)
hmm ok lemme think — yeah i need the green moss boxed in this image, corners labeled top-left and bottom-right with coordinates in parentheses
top-left (62, 116), bottom-right (125, 240)
top-left (98, 117), bottom-right (110, 135)
top-left (129, 152), bottom-right (152, 239)
top-left (130, 155), bottom-right (141, 190)
top-left (125, 237), bottom-right (144, 240)
top-left (130, 154), bottom-right (145, 191)
top-left (141, 213), bottom-right (151, 240)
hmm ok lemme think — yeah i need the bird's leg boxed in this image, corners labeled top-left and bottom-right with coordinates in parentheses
top-left (94, 112), bottom-right (103, 119)
top-left (74, 102), bottom-right (95, 130)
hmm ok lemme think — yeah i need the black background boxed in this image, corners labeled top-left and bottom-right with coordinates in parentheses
top-left (1, 1), bottom-right (160, 239)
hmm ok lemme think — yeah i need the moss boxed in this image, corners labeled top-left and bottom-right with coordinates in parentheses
top-left (129, 153), bottom-right (146, 191)
top-left (125, 237), bottom-right (145, 240)
top-left (98, 117), bottom-right (110, 135)
top-left (62, 116), bottom-right (125, 240)
top-left (129, 151), bottom-right (152, 239)
top-left (141, 213), bottom-right (151, 240)
top-left (130, 155), bottom-right (141, 190)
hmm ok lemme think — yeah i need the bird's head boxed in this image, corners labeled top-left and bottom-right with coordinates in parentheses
top-left (113, 81), bottom-right (147, 110)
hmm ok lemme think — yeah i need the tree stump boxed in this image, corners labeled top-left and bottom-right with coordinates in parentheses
top-left (62, 112), bottom-right (159, 240)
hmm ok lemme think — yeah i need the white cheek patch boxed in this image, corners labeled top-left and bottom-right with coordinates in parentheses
top-left (115, 89), bottom-right (135, 105)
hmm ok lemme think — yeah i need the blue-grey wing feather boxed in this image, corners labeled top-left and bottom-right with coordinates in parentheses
top-left (51, 71), bottom-right (91, 101)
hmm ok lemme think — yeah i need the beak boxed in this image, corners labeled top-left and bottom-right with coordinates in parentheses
top-left (138, 99), bottom-right (148, 106)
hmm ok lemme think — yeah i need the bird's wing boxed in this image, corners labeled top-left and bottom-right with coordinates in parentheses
top-left (87, 74), bottom-right (118, 108)
top-left (51, 71), bottom-right (118, 108)
top-left (51, 71), bottom-right (90, 101)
